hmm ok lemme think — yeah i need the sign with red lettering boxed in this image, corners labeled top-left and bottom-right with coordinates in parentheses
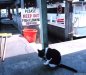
top-left (21, 8), bottom-right (40, 26)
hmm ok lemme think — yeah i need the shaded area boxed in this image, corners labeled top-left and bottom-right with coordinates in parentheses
top-left (48, 25), bottom-right (64, 44)
top-left (48, 25), bottom-right (86, 43)
top-left (0, 52), bottom-right (73, 75)
top-left (1, 49), bottom-right (86, 75)
top-left (48, 33), bottom-right (62, 44)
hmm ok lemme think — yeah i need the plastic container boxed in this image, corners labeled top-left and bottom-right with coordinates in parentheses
top-left (23, 29), bottom-right (37, 43)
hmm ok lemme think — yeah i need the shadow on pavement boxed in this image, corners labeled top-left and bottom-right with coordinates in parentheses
top-left (1, 49), bottom-right (86, 75)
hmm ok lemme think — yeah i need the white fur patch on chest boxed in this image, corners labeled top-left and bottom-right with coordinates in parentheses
top-left (43, 58), bottom-right (52, 65)
top-left (45, 47), bottom-right (48, 54)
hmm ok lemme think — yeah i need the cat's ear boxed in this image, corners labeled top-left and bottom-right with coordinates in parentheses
top-left (38, 49), bottom-right (40, 52)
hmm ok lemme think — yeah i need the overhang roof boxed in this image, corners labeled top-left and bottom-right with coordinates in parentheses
top-left (0, 0), bottom-right (64, 9)
top-left (0, 0), bottom-right (15, 9)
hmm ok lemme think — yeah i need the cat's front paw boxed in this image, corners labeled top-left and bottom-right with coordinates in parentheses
top-left (43, 62), bottom-right (49, 65)
top-left (49, 64), bottom-right (57, 68)
top-left (43, 60), bottom-right (50, 65)
top-left (44, 62), bottom-right (48, 65)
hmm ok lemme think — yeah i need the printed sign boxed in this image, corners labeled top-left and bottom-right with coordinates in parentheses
top-left (21, 8), bottom-right (40, 26)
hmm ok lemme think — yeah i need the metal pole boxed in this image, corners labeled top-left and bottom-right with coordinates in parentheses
top-left (12, 9), bottom-right (14, 14)
top-left (20, 0), bottom-right (24, 32)
top-left (16, 5), bottom-right (19, 15)
top-left (37, 0), bottom-right (48, 49)
top-left (21, 0), bottom-right (24, 9)
top-left (82, 1), bottom-right (84, 11)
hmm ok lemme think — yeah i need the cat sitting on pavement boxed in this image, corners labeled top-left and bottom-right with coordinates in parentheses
top-left (38, 47), bottom-right (77, 73)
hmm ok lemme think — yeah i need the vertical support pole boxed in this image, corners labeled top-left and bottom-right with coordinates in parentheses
top-left (8, 7), bottom-right (10, 18)
top-left (12, 9), bottom-right (14, 14)
top-left (16, 5), bottom-right (19, 15)
top-left (0, 9), bottom-right (1, 18)
top-left (8, 7), bottom-right (13, 20)
top-left (20, 0), bottom-right (24, 32)
top-left (2, 37), bottom-right (7, 61)
top-left (37, 0), bottom-right (48, 49)
top-left (65, 0), bottom-right (73, 40)
top-left (0, 37), bottom-right (2, 58)
top-left (81, 1), bottom-right (84, 11)
top-left (8, 7), bottom-right (10, 14)
top-left (0, 9), bottom-right (1, 30)
top-left (6, 8), bottom-right (8, 16)
top-left (16, 4), bottom-right (20, 32)
top-left (21, 0), bottom-right (24, 8)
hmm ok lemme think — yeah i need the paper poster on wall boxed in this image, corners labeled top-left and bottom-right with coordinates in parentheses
top-left (21, 8), bottom-right (40, 26)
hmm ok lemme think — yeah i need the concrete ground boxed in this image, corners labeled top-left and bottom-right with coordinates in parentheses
top-left (0, 34), bottom-right (86, 75)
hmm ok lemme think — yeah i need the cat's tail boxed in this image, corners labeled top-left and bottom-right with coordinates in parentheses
top-left (58, 64), bottom-right (77, 73)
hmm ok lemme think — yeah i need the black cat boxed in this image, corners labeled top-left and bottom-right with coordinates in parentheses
top-left (38, 47), bottom-right (77, 73)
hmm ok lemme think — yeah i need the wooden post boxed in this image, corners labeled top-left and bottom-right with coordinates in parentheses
top-left (65, 0), bottom-right (73, 40)
top-left (37, 0), bottom-right (48, 49)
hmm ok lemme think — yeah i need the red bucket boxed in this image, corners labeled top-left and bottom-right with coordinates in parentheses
top-left (23, 29), bottom-right (37, 43)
